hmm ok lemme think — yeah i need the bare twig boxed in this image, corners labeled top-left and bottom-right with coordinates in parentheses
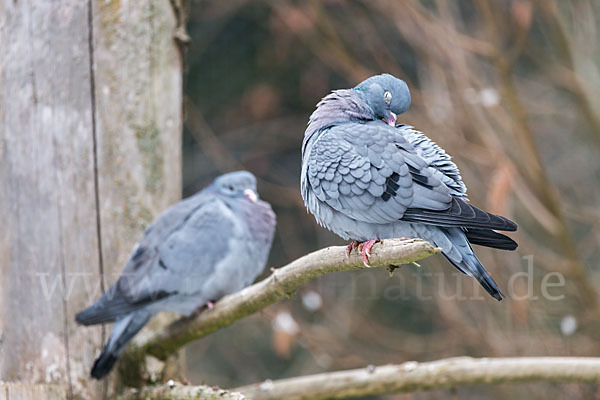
top-left (123, 239), bottom-right (438, 366)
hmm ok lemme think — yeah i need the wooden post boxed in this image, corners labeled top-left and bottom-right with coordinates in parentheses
top-left (0, 1), bottom-right (183, 398)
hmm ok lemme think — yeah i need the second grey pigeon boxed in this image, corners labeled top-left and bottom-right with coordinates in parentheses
top-left (76, 171), bottom-right (276, 379)
top-left (301, 73), bottom-right (517, 301)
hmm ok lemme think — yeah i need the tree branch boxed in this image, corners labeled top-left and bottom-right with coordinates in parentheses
top-left (122, 238), bottom-right (438, 370)
top-left (234, 357), bottom-right (600, 399)
top-left (118, 357), bottom-right (600, 400)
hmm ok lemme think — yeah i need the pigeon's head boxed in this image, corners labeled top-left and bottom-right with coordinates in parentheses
top-left (354, 73), bottom-right (411, 126)
top-left (213, 171), bottom-right (259, 203)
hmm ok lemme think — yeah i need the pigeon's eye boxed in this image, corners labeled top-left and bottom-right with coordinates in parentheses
top-left (226, 185), bottom-right (234, 191)
top-left (384, 91), bottom-right (392, 105)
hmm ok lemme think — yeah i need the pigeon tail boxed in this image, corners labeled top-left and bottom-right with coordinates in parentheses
top-left (91, 351), bottom-right (119, 379)
top-left (91, 311), bottom-right (152, 379)
top-left (440, 227), bottom-right (504, 301)
top-left (464, 228), bottom-right (518, 251)
top-left (444, 252), bottom-right (504, 301)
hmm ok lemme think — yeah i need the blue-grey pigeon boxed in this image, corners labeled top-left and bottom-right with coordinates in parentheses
top-left (76, 171), bottom-right (276, 379)
top-left (301, 73), bottom-right (517, 300)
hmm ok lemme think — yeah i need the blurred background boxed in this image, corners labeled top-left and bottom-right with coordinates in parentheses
top-left (181, 1), bottom-right (600, 398)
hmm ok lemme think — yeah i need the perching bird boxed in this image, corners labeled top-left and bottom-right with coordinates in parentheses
top-left (76, 171), bottom-right (276, 379)
top-left (301, 73), bottom-right (517, 300)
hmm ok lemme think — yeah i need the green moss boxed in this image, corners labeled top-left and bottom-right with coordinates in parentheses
top-left (136, 205), bottom-right (155, 229)
top-left (135, 122), bottom-right (164, 194)
top-left (117, 346), bottom-right (148, 389)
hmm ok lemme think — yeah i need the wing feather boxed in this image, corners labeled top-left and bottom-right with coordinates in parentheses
top-left (304, 121), bottom-right (517, 233)
top-left (78, 195), bottom-right (235, 323)
top-left (305, 122), bottom-right (453, 225)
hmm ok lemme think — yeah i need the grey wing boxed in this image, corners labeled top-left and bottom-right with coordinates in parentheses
top-left (398, 125), bottom-right (467, 199)
top-left (138, 188), bottom-right (215, 249)
top-left (76, 196), bottom-right (234, 325)
top-left (305, 122), bottom-right (451, 226)
top-left (397, 125), bottom-right (516, 231)
top-left (305, 122), bottom-right (516, 231)
top-left (117, 197), bottom-right (234, 302)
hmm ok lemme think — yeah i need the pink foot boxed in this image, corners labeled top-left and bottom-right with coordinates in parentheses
top-left (346, 240), bottom-right (360, 257)
top-left (358, 238), bottom-right (379, 267)
top-left (193, 300), bottom-right (216, 316)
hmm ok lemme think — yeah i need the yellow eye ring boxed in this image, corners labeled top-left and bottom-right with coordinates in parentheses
top-left (384, 91), bottom-right (392, 105)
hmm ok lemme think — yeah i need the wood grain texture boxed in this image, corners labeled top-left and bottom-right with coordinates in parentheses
top-left (0, 0), bottom-right (183, 398)
top-left (0, 384), bottom-right (67, 400)
top-left (0, 1), bottom-right (102, 398)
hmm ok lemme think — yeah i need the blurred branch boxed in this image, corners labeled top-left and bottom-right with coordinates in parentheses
top-left (119, 357), bottom-right (600, 400)
top-left (235, 357), bottom-right (600, 400)
top-left (185, 98), bottom-right (302, 208)
top-left (477, 0), bottom-right (599, 313)
top-left (535, 0), bottom-right (600, 150)
top-left (121, 239), bottom-right (439, 379)
top-left (270, 1), bottom-right (371, 82)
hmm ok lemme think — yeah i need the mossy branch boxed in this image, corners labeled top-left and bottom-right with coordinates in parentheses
top-left (122, 238), bottom-right (439, 374)
top-left (117, 383), bottom-right (248, 400)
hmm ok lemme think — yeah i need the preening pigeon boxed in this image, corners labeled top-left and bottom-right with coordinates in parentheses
top-left (301, 74), bottom-right (517, 300)
top-left (76, 171), bottom-right (276, 379)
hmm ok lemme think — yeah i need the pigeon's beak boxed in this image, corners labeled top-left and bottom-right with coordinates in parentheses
top-left (244, 189), bottom-right (258, 203)
top-left (386, 111), bottom-right (397, 127)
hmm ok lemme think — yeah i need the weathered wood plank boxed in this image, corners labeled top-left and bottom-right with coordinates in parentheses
top-left (0, 0), bottom-right (183, 398)
top-left (0, 1), bottom-right (102, 398)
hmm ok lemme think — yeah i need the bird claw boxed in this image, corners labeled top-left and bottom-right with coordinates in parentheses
top-left (345, 240), bottom-right (360, 257)
top-left (361, 238), bottom-right (379, 267)
top-left (193, 300), bottom-right (216, 316)
top-left (346, 239), bottom-right (379, 267)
